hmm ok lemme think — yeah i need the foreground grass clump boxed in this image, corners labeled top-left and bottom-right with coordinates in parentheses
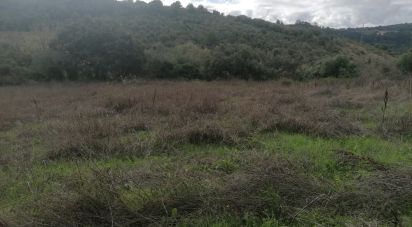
top-left (18, 152), bottom-right (327, 226)
top-left (1, 80), bottom-right (412, 226)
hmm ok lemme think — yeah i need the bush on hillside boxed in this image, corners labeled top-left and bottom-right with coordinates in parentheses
top-left (0, 43), bottom-right (32, 84)
top-left (145, 43), bottom-right (210, 79)
top-left (398, 50), bottom-right (412, 73)
top-left (50, 20), bottom-right (146, 80)
top-left (207, 44), bottom-right (269, 80)
top-left (304, 55), bottom-right (358, 79)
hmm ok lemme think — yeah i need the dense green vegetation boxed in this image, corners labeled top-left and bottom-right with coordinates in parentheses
top-left (336, 23), bottom-right (412, 54)
top-left (399, 50), bottom-right (412, 73)
top-left (0, 0), bottom-right (401, 84)
top-left (304, 55), bottom-right (358, 79)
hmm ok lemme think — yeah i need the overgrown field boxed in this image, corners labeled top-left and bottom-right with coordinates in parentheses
top-left (1, 80), bottom-right (412, 226)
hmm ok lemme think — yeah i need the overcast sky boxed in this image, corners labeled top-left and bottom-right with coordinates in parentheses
top-left (142, 0), bottom-right (412, 28)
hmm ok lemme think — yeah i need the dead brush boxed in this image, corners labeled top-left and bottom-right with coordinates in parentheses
top-left (385, 113), bottom-right (412, 135)
top-left (275, 94), bottom-right (303, 105)
top-left (334, 149), bottom-right (387, 171)
top-left (3, 81), bottom-right (412, 226)
top-left (312, 88), bottom-right (337, 97)
top-left (183, 92), bottom-right (221, 115)
top-left (331, 168), bottom-right (412, 225)
top-left (210, 155), bottom-right (329, 222)
top-left (23, 152), bottom-right (330, 226)
top-left (121, 118), bottom-right (150, 133)
top-left (105, 96), bottom-right (140, 113)
top-left (156, 120), bottom-right (238, 146)
top-left (256, 90), bottom-right (359, 137)
top-left (264, 106), bottom-right (359, 137)
top-left (0, 144), bottom-right (33, 166)
top-left (0, 112), bottom-right (6, 130)
top-left (26, 169), bottom-right (142, 226)
top-left (1, 81), bottom-right (370, 162)
top-left (31, 98), bottom-right (43, 120)
top-left (47, 117), bottom-right (128, 159)
top-left (328, 99), bottom-right (364, 110)
top-left (26, 166), bottom-right (207, 226)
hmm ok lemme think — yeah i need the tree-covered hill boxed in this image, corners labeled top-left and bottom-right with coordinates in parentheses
top-left (0, 0), bottom-right (402, 84)
top-left (336, 23), bottom-right (412, 54)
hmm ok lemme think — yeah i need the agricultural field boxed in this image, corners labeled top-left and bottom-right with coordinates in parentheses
top-left (1, 79), bottom-right (412, 226)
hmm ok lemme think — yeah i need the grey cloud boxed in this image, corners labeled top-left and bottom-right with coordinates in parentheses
top-left (154, 0), bottom-right (412, 27)
top-left (252, 0), bottom-right (412, 27)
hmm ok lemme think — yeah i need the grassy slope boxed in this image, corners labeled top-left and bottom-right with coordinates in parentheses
top-left (1, 80), bottom-right (412, 226)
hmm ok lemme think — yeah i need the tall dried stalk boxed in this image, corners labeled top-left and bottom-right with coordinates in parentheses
top-left (152, 88), bottom-right (157, 107)
top-left (381, 88), bottom-right (389, 126)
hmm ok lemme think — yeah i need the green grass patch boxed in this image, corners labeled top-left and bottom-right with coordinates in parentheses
top-left (0, 156), bottom-right (172, 213)
top-left (258, 133), bottom-right (412, 183)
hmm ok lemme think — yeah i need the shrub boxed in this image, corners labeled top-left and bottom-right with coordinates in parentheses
top-left (51, 20), bottom-right (146, 80)
top-left (207, 44), bottom-right (269, 80)
top-left (305, 55), bottom-right (358, 79)
top-left (0, 43), bottom-right (32, 84)
top-left (398, 50), bottom-right (412, 73)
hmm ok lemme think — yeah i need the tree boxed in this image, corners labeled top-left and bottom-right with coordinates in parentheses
top-left (171, 1), bottom-right (182, 9)
top-left (51, 20), bottom-right (145, 80)
top-left (197, 5), bottom-right (208, 13)
top-left (399, 50), bottom-right (412, 73)
top-left (148, 0), bottom-right (163, 8)
top-left (0, 43), bottom-right (32, 84)
top-left (186, 3), bottom-right (195, 11)
top-left (305, 55), bottom-right (358, 79)
top-left (212, 10), bottom-right (221, 16)
top-left (207, 44), bottom-right (268, 80)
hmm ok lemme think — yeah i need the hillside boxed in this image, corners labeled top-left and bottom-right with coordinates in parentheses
top-left (0, 0), bottom-right (402, 84)
top-left (2, 1), bottom-right (412, 226)
top-left (337, 23), bottom-right (412, 54)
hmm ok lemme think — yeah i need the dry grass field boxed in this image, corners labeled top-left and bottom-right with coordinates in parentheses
top-left (1, 79), bottom-right (412, 226)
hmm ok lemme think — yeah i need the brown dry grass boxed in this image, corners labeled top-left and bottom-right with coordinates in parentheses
top-left (2, 80), bottom-right (412, 226)
top-left (0, 79), bottom-right (410, 162)
top-left (331, 167), bottom-right (412, 225)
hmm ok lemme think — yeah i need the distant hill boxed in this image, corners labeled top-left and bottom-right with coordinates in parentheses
top-left (336, 23), bottom-right (412, 54)
top-left (0, 0), bottom-right (402, 84)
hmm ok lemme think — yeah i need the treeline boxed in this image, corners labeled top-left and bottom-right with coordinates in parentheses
top-left (336, 24), bottom-right (412, 54)
top-left (0, 0), bottom-right (363, 84)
